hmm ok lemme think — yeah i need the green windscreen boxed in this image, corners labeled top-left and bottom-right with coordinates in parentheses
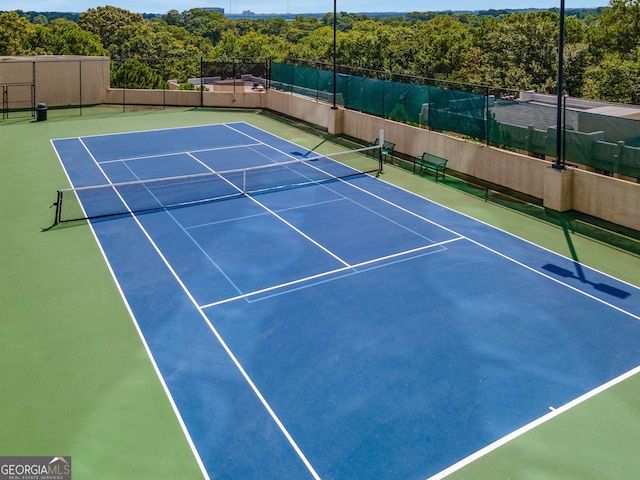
top-left (271, 61), bottom-right (640, 180)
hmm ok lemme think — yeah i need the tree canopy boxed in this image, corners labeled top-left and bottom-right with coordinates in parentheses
top-left (1, 3), bottom-right (639, 104)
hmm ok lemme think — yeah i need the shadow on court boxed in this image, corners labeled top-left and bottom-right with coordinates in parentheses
top-left (542, 219), bottom-right (631, 299)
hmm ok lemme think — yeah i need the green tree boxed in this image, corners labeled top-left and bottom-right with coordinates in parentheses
top-left (229, 31), bottom-right (290, 59)
top-left (107, 23), bottom-right (157, 58)
top-left (162, 10), bottom-right (185, 27)
top-left (180, 9), bottom-right (226, 45)
top-left (411, 15), bottom-right (473, 80)
top-left (563, 43), bottom-right (592, 96)
top-left (0, 11), bottom-right (36, 55)
top-left (340, 20), bottom-right (390, 70)
top-left (111, 58), bottom-right (166, 89)
top-left (77, 6), bottom-right (145, 49)
top-left (290, 26), bottom-right (336, 63)
top-left (588, 0), bottom-right (640, 59)
top-left (32, 14), bottom-right (48, 26)
top-left (385, 26), bottom-right (421, 74)
top-left (466, 12), bottom-right (562, 92)
top-left (582, 53), bottom-right (640, 103)
top-left (35, 19), bottom-right (105, 55)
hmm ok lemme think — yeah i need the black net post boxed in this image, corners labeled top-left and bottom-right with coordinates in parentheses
top-left (53, 190), bottom-right (63, 226)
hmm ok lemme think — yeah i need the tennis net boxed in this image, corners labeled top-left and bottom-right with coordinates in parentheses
top-left (53, 145), bottom-right (382, 225)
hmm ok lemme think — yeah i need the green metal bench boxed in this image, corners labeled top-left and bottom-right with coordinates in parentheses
top-left (368, 138), bottom-right (395, 162)
top-left (413, 152), bottom-right (448, 181)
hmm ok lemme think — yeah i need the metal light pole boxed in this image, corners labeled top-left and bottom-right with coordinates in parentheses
top-left (332, 0), bottom-right (338, 109)
top-left (553, 0), bottom-right (566, 170)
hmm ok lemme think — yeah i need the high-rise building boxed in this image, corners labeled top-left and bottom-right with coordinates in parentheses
top-left (200, 7), bottom-right (224, 13)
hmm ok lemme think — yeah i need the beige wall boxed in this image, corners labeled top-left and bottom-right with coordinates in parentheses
top-left (573, 169), bottom-right (640, 229)
top-left (266, 90), bottom-right (640, 231)
top-left (104, 88), bottom-right (266, 109)
top-left (0, 56), bottom-right (110, 106)
top-left (0, 58), bottom-right (33, 84)
top-left (266, 89), bottom-right (330, 128)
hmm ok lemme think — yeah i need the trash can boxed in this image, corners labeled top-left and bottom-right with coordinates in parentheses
top-left (36, 103), bottom-right (47, 121)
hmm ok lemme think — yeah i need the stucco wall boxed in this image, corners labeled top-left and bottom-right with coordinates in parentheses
top-left (266, 90), bottom-right (640, 231)
top-left (0, 56), bottom-right (110, 106)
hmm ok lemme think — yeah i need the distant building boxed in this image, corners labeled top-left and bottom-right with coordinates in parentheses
top-left (200, 7), bottom-right (224, 14)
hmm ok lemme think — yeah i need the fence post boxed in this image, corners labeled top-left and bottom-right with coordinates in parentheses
top-left (200, 56), bottom-right (204, 108)
top-left (485, 86), bottom-right (490, 146)
top-left (32, 60), bottom-right (36, 118)
top-left (79, 60), bottom-right (83, 116)
top-left (162, 59), bottom-right (166, 109)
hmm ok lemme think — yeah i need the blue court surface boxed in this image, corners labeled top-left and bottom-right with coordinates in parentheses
top-left (53, 123), bottom-right (640, 480)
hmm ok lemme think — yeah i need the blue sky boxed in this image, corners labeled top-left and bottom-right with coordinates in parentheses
top-left (4, 0), bottom-right (607, 15)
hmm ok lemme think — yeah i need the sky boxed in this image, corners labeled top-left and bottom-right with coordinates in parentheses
top-left (3, 0), bottom-right (607, 15)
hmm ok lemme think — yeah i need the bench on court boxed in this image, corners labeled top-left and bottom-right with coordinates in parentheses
top-left (367, 138), bottom-right (395, 162)
top-left (413, 152), bottom-right (448, 182)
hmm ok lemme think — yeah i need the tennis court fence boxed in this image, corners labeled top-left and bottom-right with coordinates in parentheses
top-left (271, 59), bottom-right (640, 180)
top-left (52, 145), bottom-right (382, 225)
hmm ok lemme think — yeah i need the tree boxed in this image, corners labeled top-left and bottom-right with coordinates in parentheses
top-left (290, 26), bottom-right (335, 63)
top-left (32, 14), bottom-right (48, 26)
top-left (0, 11), bottom-right (36, 55)
top-left (35, 19), bottom-right (105, 55)
top-left (77, 6), bottom-right (146, 49)
top-left (466, 12), bottom-right (562, 92)
top-left (162, 10), bottom-right (184, 27)
top-left (339, 20), bottom-right (390, 70)
top-left (588, 0), bottom-right (640, 59)
top-left (411, 15), bottom-right (473, 80)
top-left (563, 43), bottom-right (591, 97)
top-left (582, 53), bottom-right (640, 103)
top-left (111, 58), bottom-right (166, 89)
top-left (227, 31), bottom-right (290, 60)
top-left (385, 26), bottom-right (421, 74)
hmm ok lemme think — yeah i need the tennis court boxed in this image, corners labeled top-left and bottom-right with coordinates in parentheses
top-left (51, 121), bottom-right (640, 480)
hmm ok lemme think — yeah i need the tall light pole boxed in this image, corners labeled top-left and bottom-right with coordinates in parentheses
top-left (332, 0), bottom-right (338, 109)
top-left (553, 0), bottom-right (566, 170)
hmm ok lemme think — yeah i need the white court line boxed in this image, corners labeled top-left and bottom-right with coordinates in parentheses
top-left (426, 364), bottom-right (640, 480)
top-left (56, 121), bottom-right (257, 141)
top-left (309, 171), bottom-right (640, 322)
top-left (119, 159), bottom-right (246, 298)
top-left (200, 237), bottom-right (463, 309)
top-left (76, 137), bottom-right (323, 480)
top-left (218, 123), bottom-right (640, 321)
top-left (185, 152), bottom-right (353, 268)
top-left (463, 235), bottom-right (640, 321)
top-left (67, 123), bottom-right (640, 479)
top-left (185, 197), bottom-right (346, 231)
top-left (98, 142), bottom-right (263, 164)
top-left (69, 138), bottom-right (211, 480)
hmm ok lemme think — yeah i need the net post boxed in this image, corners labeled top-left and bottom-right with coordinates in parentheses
top-left (54, 190), bottom-right (62, 225)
